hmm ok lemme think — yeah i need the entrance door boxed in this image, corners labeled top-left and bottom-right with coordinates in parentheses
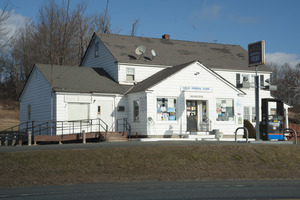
top-left (186, 101), bottom-right (198, 132)
top-left (97, 100), bottom-right (113, 131)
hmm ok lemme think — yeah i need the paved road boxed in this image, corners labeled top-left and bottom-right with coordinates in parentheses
top-left (1, 179), bottom-right (300, 199)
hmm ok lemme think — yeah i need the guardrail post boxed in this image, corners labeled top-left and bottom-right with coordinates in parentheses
top-left (82, 130), bottom-right (86, 144)
top-left (18, 135), bottom-right (22, 146)
top-left (90, 119), bottom-right (93, 133)
top-left (12, 135), bottom-right (17, 146)
top-left (80, 120), bottom-right (82, 134)
top-left (28, 131), bottom-right (32, 146)
top-left (4, 135), bottom-right (8, 146)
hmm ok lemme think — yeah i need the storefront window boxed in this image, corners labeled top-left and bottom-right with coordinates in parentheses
top-left (216, 99), bottom-right (234, 121)
top-left (157, 98), bottom-right (176, 121)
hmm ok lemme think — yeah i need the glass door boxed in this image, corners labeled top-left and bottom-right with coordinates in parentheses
top-left (186, 101), bottom-right (198, 132)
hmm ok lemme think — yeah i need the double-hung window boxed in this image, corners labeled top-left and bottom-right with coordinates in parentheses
top-left (126, 68), bottom-right (135, 82)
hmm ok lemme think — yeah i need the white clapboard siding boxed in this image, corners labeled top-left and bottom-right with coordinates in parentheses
top-left (128, 62), bottom-right (244, 136)
top-left (216, 70), bottom-right (271, 91)
top-left (81, 36), bottom-right (118, 82)
top-left (19, 67), bottom-right (53, 126)
top-left (115, 96), bottom-right (128, 120)
top-left (118, 64), bottom-right (165, 84)
top-left (126, 92), bottom-right (148, 136)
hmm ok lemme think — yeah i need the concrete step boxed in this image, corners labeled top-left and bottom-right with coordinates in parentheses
top-left (105, 132), bottom-right (128, 142)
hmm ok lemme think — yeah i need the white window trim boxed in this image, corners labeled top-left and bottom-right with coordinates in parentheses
top-left (156, 97), bottom-right (177, 122)
top-left (215, 98), bottom-right (235, 122)
top-left (126, 68), bottom-right (135, 82)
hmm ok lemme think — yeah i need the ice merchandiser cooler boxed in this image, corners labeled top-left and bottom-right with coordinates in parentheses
top-left (261, 99), bottom-right (284, 140)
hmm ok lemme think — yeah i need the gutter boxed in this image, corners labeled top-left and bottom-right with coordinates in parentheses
top-left (116, 62), bottom-right (173, 68)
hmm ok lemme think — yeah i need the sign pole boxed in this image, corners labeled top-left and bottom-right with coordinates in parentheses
top-left (255, 65), bottom-right (260, 140)
top-left (248, 40), bottom-right (265, 141)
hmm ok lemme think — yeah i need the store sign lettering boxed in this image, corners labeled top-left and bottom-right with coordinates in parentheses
top-left (181, 86), bottom-right (212, 92)
top-left (248, 40), bottom-right (265, 66)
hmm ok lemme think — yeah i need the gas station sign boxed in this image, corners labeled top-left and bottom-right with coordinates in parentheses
top-left (248, 40), bottom-right (265, 66)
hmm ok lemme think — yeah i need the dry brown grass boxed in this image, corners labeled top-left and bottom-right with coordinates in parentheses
top-left (0, 99), bottom-right (19, 130)
top-left (1, 144), bottom-right (300, 188)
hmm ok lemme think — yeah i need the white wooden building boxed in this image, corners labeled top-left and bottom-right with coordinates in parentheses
top-left (19, 33), bottom-right (289, 139)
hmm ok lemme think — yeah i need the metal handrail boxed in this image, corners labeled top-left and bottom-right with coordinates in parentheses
top-left (206, 118), bottom-right (212, 133)
top-left (2, 118), bottom-right (108, 137)
top-left (234, 127), bottom-right (249, 143)
top-left (117, 118), bottom-right (131, 138)
top-left (0, 122), bottom-right (30, 135)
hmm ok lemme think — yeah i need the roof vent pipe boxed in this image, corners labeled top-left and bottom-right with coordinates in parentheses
top-left (162, 34), bottom-right (170, 40)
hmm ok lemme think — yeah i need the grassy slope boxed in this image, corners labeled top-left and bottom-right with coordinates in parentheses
top-left (0, 100), bottom-right (19, 131)
top-left (1, 144), bottom-right (300, 188)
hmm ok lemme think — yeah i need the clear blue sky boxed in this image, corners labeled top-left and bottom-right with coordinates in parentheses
top-left (4, 0), bottom-right (300, 67)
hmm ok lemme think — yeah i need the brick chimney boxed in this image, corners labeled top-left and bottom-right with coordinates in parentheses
top-left (162, 34), bottom-right (170, 40)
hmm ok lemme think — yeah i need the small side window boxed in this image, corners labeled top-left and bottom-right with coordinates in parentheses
top-left (118, 106), bottom-right (125, 112)
top-left (28, 104), bottom-right (31, 120)
top-left (133, 101), bottom-right (139, 121)
top-left (97, 106), bottom-right (101, 115)
top-left (95, 42), bottom-right (99, 57)
top-left (126, 68), bottom-right (135, 82)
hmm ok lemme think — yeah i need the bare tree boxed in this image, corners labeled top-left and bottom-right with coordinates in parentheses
top-left (0, 1), bottom-right (12, 97)
top-left (90, 12), bottom-right (112, 34)
top-left (269, 62), bottom-right (300, 108)
top-left (1, 0), bottom-right (115, 99)
top-left (11, 19), bottom-right (35, 81)
top-left (287, 64), bottom-right (300, 102)
top-left (0, 1), bottom-right (11, 45)
top-left (131, 19), bottom-right (139, 36)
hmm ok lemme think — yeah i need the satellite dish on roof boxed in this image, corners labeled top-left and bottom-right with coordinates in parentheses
top-left (151, 50), bottom-right (156, 60)
top-left (135, 45), bottom-right (146, 60)
top-left (151, 50), bottom-right (156, 57)
top-left (135, 46), bottom-right (146, 55)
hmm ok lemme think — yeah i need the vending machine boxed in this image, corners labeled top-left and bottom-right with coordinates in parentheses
top-left (261, 98), bottom-right (284, 140)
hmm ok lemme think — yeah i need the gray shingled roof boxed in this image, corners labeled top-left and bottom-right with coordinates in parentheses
top-left (127, 60), bottom-right (246, 95)
top-left (96, 33), bottom-right (271, 72)
top-left (127, 61), bottom-right (195, 94)
top-left (35, 64), bottom-right (127, 94)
